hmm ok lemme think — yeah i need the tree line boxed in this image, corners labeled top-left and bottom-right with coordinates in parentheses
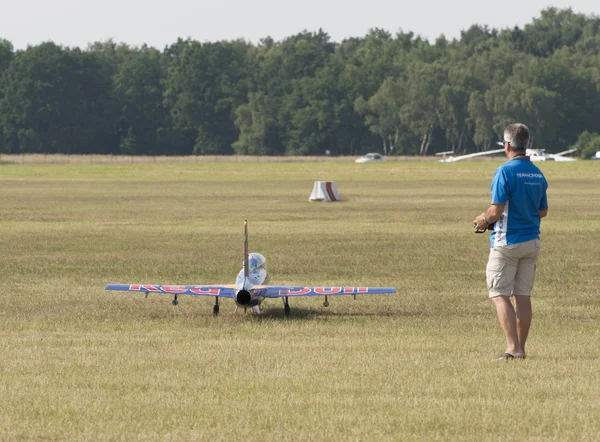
top-left (1, 7), bottom-right (600, 159)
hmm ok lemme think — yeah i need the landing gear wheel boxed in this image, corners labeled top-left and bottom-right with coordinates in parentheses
top-left (284, 304), bottom-right (290, 317)
top-left (323, 295), bottom-right (329, 307)
top-left (213, 304), bottom-right (220, 316)
top-left (172, 298), bottom-right (179, 306)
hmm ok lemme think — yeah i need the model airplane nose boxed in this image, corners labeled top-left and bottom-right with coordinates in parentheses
top-left (236, 289), bottom-right (252, 306)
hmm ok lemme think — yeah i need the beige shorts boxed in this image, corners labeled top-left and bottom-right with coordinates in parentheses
top-left (486, 239), bottom-right (541, 298)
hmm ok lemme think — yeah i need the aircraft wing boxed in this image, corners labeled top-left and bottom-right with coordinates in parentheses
top-left (261, 286), bottom-right (396, 298)
top-left (439, 148), bottom-right (504, 162)
top-left (555, 148), bottom-right (577, 156)
top-left (105, 284), bottom-right (236, 298)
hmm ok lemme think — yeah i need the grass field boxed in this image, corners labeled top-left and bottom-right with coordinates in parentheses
top-left (1, 159), bottom-right (599, 440)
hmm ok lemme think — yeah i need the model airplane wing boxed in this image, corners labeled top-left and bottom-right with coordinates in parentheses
top-left (105, 284), bottom-right (236, 298)
top-left (261, 286), bottom-right (396, 298)
top-left (555, 148), bottom-right (578, 156)
top-left (439, 148), bottom-right (504, 162)
top-left (548, 148), bottom-right (577, 161)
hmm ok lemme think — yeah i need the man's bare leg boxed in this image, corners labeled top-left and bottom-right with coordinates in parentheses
top-left (492, 296), bottom-right (524, 358)
top-left (514, 295), bottom-right (532, 356)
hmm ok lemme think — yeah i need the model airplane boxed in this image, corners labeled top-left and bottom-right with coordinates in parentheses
top-left (105, 221), bottom-right (396, 316)
top-left (438, 144), bottom-right (577, 162)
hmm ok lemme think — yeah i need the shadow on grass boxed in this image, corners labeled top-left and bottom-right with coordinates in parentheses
top-left (254, 306), bottom-right (429, 321)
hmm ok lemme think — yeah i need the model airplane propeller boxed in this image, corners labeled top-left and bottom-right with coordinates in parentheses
top-left (105, 220), bottom-right (396, 316)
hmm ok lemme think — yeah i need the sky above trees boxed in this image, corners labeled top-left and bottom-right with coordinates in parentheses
top-left (2, 0), bottom-right (600, 50)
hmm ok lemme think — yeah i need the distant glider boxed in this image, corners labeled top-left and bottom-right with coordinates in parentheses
top-left (438, 144), bottom-right (577, 162)
top-left (105, 221), bottom-right (396, 316)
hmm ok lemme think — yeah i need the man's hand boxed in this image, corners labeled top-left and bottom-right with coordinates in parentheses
top-left (473, 212), bottom-right (488, 233)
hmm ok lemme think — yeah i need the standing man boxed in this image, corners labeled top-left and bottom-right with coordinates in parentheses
top-left (473, 123), bottom-right (548, 360)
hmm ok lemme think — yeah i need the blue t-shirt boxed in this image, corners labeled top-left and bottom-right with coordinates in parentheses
top-left (489, 155), bottom-right (548, 247)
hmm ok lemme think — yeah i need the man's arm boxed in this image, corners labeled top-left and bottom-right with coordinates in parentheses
top-left (539, 209), bottom-right (548, 218)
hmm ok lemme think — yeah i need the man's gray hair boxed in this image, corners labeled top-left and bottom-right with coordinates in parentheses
top-left (504, 123), bottom-right (529, 151)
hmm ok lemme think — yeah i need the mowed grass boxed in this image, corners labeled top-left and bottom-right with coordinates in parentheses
top-left (1, 160), bottom-right (599, 441)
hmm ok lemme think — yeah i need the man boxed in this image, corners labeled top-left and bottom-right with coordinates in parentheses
top-left (473, 123), bottom-right (548, 360)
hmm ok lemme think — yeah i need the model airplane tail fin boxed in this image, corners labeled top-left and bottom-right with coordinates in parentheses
top-left (243, 220), bottom-right (249, 282)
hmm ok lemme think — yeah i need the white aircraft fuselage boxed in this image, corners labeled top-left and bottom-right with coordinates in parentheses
top-left (526, 149), bottom-right (576, 162)
top-left (234, 251), bottom-right (269, 311)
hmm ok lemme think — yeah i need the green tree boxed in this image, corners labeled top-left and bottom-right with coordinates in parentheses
top-left (0, 39), bottom-right (13, 73)
top-left (0, 42), bottom-right (115, 154)
top-left (164, 39), bottom-right (253, 155)
top-left (0, 39), bottom-right (15, 152)
top-left (285, 52), bottom-right (355, 156)
top-left (114, 45), bottom-right (170, 155)
top-left (402, 61), bottom-right (447, 155)
top-left (355, 77), bottom-right (407, 155)
top-left (519, 8), bottom-right (589, 57)
top-left (571, 131), bottom-right (600, 159)
top-left (250, 30), bottom-right (337, 155)
top-left (233, 92), bottom-right (278, 155)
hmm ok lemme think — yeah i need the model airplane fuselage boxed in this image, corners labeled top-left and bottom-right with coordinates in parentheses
top-left (105, 221), bottom-right (396, 316)
top-left (523, 148), bottom-right (577, 162)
